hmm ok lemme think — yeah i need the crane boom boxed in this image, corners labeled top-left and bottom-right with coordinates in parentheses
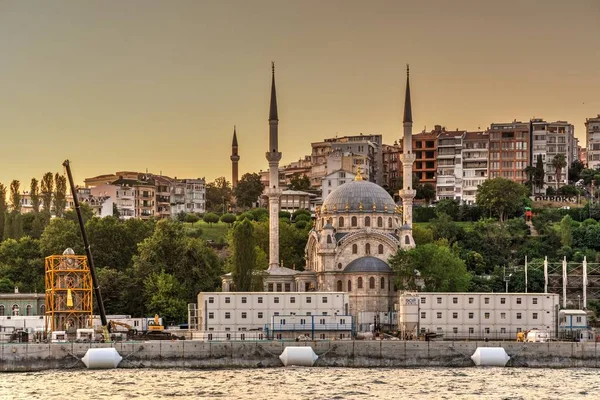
top-left (62, 160), bottom-right (110, 339)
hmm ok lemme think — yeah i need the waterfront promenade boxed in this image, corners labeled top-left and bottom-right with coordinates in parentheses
top-left (2, 340), bottom-right (600, 371)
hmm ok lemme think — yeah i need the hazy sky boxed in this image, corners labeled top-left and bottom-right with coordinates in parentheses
top-left (1, 0), bottom-right (599, 189)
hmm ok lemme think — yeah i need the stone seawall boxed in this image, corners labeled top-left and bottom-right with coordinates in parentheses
top-left (1, 341), bottom-right (599, 371)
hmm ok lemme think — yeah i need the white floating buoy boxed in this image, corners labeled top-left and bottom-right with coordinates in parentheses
top-left (279, 346), bottom-right (318, 367)
top-left (81, 348), bottom-right (122, 369)
top-left (471, 347), bottom-right (510, 367)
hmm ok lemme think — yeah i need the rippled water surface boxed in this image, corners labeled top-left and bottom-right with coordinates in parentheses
top-left (1, 368), bottom-right (598, 399)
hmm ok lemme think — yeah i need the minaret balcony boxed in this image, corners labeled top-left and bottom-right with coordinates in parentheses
top-left (399, 189), bottom-right (416, 198)
top-left (399, 153), bottom-right (416, 164)
top-left (266, 151), bottom-right (282, 162)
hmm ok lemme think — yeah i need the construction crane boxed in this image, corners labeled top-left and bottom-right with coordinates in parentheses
top-left (63, 160), bottom-right (110, 341)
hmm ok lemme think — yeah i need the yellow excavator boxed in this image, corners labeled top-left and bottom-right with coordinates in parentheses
top-left (147, 314), bottom-right (164, 331)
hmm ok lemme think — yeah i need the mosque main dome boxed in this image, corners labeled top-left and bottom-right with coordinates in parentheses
top-left (322, 179), bottom-right (397, 214)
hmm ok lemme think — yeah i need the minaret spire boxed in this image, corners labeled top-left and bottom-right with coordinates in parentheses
top-left (403, 64), bottom-right (412, 123)
top-left (399, 64), bottom-right (416, 249)
top-left (230, 125), bottom-right (240, 189)
top-left (265, 63), bottom-right (283, 269)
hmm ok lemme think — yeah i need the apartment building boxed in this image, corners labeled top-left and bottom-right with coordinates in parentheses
top-left (586, 114), bottom-right (600, 170)
top-left (531, 119), bottom-right (575, 190)
top-left (406, 127), bottom-right (439, 188)
top-left (398, 292), bottom-right (560, 340)
top-left (321, 169), bottom-right (357, 199)
top-left (488, 121), bottom-right (530, 183)
top-left (436, 131), bottom-right (464, 201)
top-left (194, 292), bottom-right (352, 340)
top-left (154, 176), bottom-right (172, 219)
top-left (461, 131), bottom-right (489, 205)
top-left (381, 142), bottom-right (401, 191)
top-left (281, 156), bottom-right (312, 187)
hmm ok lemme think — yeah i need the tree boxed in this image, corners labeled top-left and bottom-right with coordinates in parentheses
top-left (184, 213), bottom-right (200, 224)
top-left (230, 219), bottom-right (257, 291)
top-left (416, 183), bottom-right (435, 205)
top-left (533, 154), bottom-right (545, 194)
top-left (203, 212), bottom-right (220, 226)
top-left (569, 160), bottom-right (585, 183)
top-left (144, 271), bottom-right (188, 324)
top-left (64, 202), bottom-right (94, 225)
top-left (436, 199), bottom-right (460, 220)
top-left (389, 243), bottom-right (471, 292)
top-left (9, 180), bottom-right (21, 212)
top-left (39, 218), bottom-right (82, 256)
top-left (476, 178), bottom-right (528, 222)
top-left (53, 173), bottom-right (67, 217)
top-left (429, 213), bottom-right (464, 245)
top-left (220, 213), bottom-right (236, 226)
top-left (288, 173), bottom-right (311, 191)
top-left (0, 183), bottom-right (6, 241)
top-left (30, 178), bottom-right (40, 213)
top-left (206, 177), bottom-right (232, 212)
top-left (234, 173), bottom-right (264, 208)
top-left (40, 172), bottom-right (54, 213)
top-left (551, 154), bottom-right (567, 190)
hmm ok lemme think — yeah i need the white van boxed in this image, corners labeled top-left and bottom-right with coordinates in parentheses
top-left (525, 329), bottom-right (549, 343)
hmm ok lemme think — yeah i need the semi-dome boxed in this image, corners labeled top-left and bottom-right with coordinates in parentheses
top-left (344, 256), bottom-right (392, 273)
top-left (322, 180), bottom-right (396, 213)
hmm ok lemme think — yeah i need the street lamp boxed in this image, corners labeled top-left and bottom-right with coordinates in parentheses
top-left (503, 266), bottom-right (513, 293)
top-left (578, 295), bottom-right (581, 310)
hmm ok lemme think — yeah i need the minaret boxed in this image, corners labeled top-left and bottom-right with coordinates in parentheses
top-left (399, 65), bottom-right (416, 249)
top-left (230, 126), bottom-right (240, 189)
top-left (266, 62), bottom-right (282, 269)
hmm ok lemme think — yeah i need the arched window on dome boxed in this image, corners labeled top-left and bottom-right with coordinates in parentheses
top-left (337, 280), bottom-right (343, 291)
top-left (380, 277), bottom-right (385, 289)
top-left (405, 235), bottom-right (410, 245)
top-left (377, 217), bottom-right (383, 227)
top-left (378, 244), bottom-right (384, 254)
top-left (364, 216), bottom-right (371, 227)
top-left (352, 244), bottom-right (358, 254)
top-left (26, 304), bottom-right (32, 316)
top-left (369, 277), bottom-right (375, 289)
top-left (365, 243), bottom-right (371, 255)
top-left (327, 235), bottom-right (332, 244)
top-left (358, 277), bottom-right (363, 289)
top-left (339, 217), bottom-right (344, 228)
top-left (388, 218), bottom-right (392, 228)
top-left (337, 263), bottom-right (343, 270)
top-left (327, 217), bottom-right (333, 225)
top-left (348, 280), bottom-right (352, 291)
top-left (351, 216), bottom-right (357, 227)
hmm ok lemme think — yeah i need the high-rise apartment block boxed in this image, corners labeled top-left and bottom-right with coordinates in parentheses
top-left (586, 115), bottom-right (600, 170)
top-left (531, 119), bottom-right (575, 189)
top-left (436, 130), bottom-right (464, 201)
top-left (461, 131), bottom-right (489, 205)
top-left (488, 121), bottom-right (530, 183)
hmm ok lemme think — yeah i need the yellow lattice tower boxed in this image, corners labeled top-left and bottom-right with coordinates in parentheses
top-left (44, 248), bottom-right (93, 333)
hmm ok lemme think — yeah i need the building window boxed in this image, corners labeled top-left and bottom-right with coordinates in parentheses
top-left (277, 283), bottom-right (282, 292)
top-left (358, 277), bottom-right (363, 289)
top-left (380, 277), bottom-right (385, 289)
top-left (40, 305), bottom-right (45, 314)
top-left (533, 313), bottom-right (538, 320)
top-left (339, 217), bottom-right (344, 227)
top-left (225, 297), bottom-right (231, 304)
top-left (366, 277), bottom-right (374, 289)
top-left (322, 297), bottom-right (328, 303)
top-left (208, 297), bottom-right (214, 304)
top-left (501, 328), bottom-right (506, 334)
top-left (453, 327), bottom-right (458, 334)
top-left (258, 297), bottom-right (263, 304)
top-left (576, 316), bottom-right (582, 323)
top-left (327, 235), bottom-right (332, 244)
top-left (26, 305), bottom-right (32, 316)
top-left (468, 312), bottom-right (474, 319)
top-left (268, 284), bottom-right (274, 292)
top-left (501, 312), bottom-right (506, 319)
top-left (453, 312), bottom-right (458, 319)
top-left (421, 297), bottom-right (426, 304)
top-left (208, 312), bottom-right (214, 319)
top-left (517, 313), bottom-right (522, 320)
top-left (340, 319), bottom-right (346, 325)
top-left (365, 243), bottom-right (371, 254)
top-left (225, 312), bottom-right (231, 319)
top-left (500, 298), bottom-right (505, 304)
top-left (241, 297), bottom-right (247, 304)
top-left (320, 319), bottom-right (326, 325)
top-left (241, 312), bottom-right (247, 319)
top-left (365, 216), bottom-right (371, 227)
top-left (377, 217), bottom-right (383, 227)
top-left (306, 297), bottom-right (312, 304)
top-left (484, 298), bottom-right (490, 304)
top-left (452, 297), bottom-right (458, 304)
top-left (516, 298), bottom-right (522, 304)
top-left (274, 312), bottom-right (279, 316)
top-left (12, 305), bottom-right (19, 316)
top-left (274, 297), bottom-right (280, 304)
top-left (485, 328), bottom-right (490, 334)
top-left (338, 263), bottom-right (342, 270)
top-left (469, 327), bottom-right (474, 334)
top-left (468, 297), bottom-right (473, 304)
top-left (437, 297), bottom-right (442, 304)
top-left (533, 298), bottom-right (538, 305)
top-left (351, 216), bottom-right (357, 227)
top-left (285, 283), bottom-right (291, 292)
top-left (337, 280), bottom-right (343, 291)
top-left (378, 244), bottom-right (384, 254)
top-left (388, 218), bottom-right (392, 228)
top-left (421, 312), bottom-right (426, 319)
top-left (290, 297), bottom-right (296, 304)
top-left (352, 244), bottom-right (358, 254)
top-left (258, 312), bottom-right (263, 318)
top-left (437, 312), bottom-right (442, 319)
top-left (300, 318), bottom-right (306, 324)
top-left (484, 313), bottom-right (490, 319)
top-left (348, 280), bottom-right (352, 291)
top-left (405, 235), bottom-right (410, 245)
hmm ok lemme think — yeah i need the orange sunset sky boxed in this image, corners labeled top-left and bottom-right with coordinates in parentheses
top-left (1, 0), bottom-right (599, 188)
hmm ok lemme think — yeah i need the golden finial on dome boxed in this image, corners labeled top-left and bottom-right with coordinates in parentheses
top-left (372, 202), bottom-right (377, 211)
top-left (333, 204), bottom-right (337, 212)
top-left (323, 204), bottom-right (327, 213)
top-left (384, 204), bottom-right (388, 212)
top-left (345, 202), bottom-right (350, 211)
top-left (316, 205), bottom-right (321, 214)
top-left (355, 166), bottom-right (363, 181)
top-left (359, 202), bottom-right (363, 211)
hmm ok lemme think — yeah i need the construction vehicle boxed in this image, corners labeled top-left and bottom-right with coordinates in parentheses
top-left (516, 331), bottom-right (526, 342)
top-left (147, 314), bottom-right (164, 331)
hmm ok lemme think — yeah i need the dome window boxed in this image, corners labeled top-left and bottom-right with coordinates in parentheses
top-left (358, 277), bottom-right (363, 289)
top-left (351, 216), bottom-right (357, 227)
top-left (369, 277), bottom-right (375, 289)
top-left (338, 217), bottom-right (344, 228)
top-left (352, 244), bottom-right (358, 254)
top-left (377, 217), bottom-right (383, 227)
top-left (365, 216), bottom-right (371, 227)
top-left (378, 244), bottom-right (384, 254)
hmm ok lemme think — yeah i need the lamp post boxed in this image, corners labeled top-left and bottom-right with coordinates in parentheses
top-left (503, 266), bottom-right (512, 293)
top-left (578, 295), bottom-right (581, 310)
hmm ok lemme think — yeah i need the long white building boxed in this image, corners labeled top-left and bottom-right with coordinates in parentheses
top-left (194, 292), bottom-right (352, 340)
top-left (398, 292), bottom-right (560, 340)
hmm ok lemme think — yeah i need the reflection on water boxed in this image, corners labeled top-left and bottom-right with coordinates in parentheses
top-left (1, 367), bottom-right (598, 399)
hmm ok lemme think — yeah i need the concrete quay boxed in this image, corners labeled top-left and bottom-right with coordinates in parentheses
top-left (1, 340), bottom-right (599, 371)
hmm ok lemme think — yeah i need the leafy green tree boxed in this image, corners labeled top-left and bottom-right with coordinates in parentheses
top-left (0, 277), bottom-right (15, 293)
top-left (412, 225), bottom-right (433, 245)
top-left (551, 154), bottom-right (567, 190)
top-left (279, 211), bottom-right (291, 220)
top-left (53, 173), bottom-right (67, 217)
top-left (288, 173), bottom-right (311, 191)
top-left (3, 212), bottom-right (23, 240)
top-left (533, 154), bottom-right (545, 194)
top-left (113, 203), bottom-right (121, 218)
top-left (389, 243), bottom-right (471, 291)
top-left (30, 178), bottom-right (40, 213)
top-left (144, 271), bottom-right (188, 324)
top-left (220, 213), bottom-right (236, 226)
top-left (476, 178), bottom-right (527, 222)
top-left (203, 212), bottom-right (220, 226)
top-left (40, 172), bottom-right (54, 213)
top-left (464, 251), bottom-right (486, 275)
top-left (0, 183), bottom-right (6, 241)
top-left (429, 213), bottom-right (464, 245)
top-left (96, 267), bottom-right (135, 315)
top-left (557, 215), bottom-right (575, 247)
top-left (64, 202), bottom-right (94, 225)
top-left (0, 237), bottom-right (44, 292)
top-left (436, 199), bottom-right (460, 220)
top-left (416, 183), bottom-right (435, 204)
top-left (9, 180), bottom-right (21, 212)
top-left (557, 185), bottom-right (580, 196)
top-left (206, 177), bottom-right (232, 212)
top-left (184, 213), bottom-right (200, 224)
top-left (569, 160), bottom-right (585, 183)
top-left (39, 218), bottom-right (82, 256)
top-left (230, 218), bottom-right (257, 291)
top-left (234, 173), bottom-right (264, 208)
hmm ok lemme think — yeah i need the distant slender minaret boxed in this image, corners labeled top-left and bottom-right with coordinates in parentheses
top-left (230, 126), bottom-right (240, 189)
top-left (266, 62), bottom-right (282, 269)
top-left (399, 65), bottom-right (416, 249)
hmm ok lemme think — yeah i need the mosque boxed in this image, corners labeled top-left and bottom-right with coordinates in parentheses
top-left (222, 64), bottom-right (417, 325)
